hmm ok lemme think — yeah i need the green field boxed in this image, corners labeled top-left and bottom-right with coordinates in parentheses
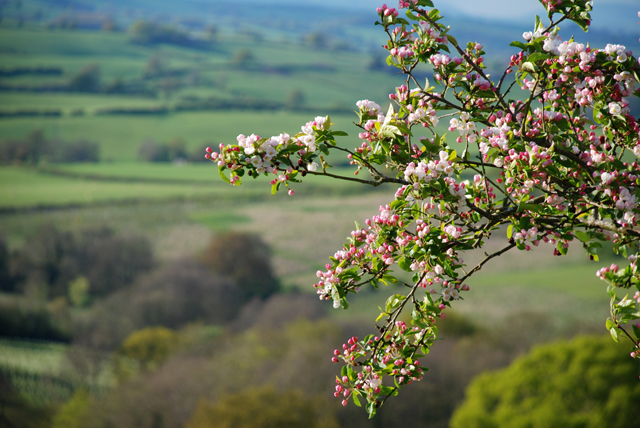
top-left (0, 166), bottom-right (233, 208)
top-left (0, 163), bottom-right (377, 210)
top-left (0, 111), bottom-right (367, 161)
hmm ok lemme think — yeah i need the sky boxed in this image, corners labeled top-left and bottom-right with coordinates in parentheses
top-left (267, 0), bottom-right (639, 30)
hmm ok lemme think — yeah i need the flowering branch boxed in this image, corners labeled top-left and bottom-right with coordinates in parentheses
top-left (207, 0), bottom-right (640, 416)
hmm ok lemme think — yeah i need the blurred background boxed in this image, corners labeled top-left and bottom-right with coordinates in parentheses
top-left (0, 1), bottom-right (639, 427)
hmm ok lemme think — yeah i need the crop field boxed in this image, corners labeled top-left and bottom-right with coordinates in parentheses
top-left (0, 338), bottom-right (116, 405)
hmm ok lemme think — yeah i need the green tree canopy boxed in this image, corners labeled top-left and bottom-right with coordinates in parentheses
top-left (451, 335), bottom-right (640, 428)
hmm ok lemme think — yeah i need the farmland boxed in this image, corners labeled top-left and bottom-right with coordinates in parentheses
top-left (1, 2), bottom-right (636, 427)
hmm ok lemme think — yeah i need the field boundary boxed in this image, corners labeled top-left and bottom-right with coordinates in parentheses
top-left (37, 165), bottom-right (218, 185)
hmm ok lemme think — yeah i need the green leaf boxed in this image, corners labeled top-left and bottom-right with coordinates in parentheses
top-left (518, 203), bottom-right (543, 213)
top-left (609, 326), bottom-right (619, 342)
top-left (218, 167), bottom-right (231, 184)
top-left (332, 131), bottom-right (349, 137)
top-left (510, 41), bottom-right (527, 49)
top-left (557, 241), bottom-right (568, 256)
top-left (385, 294), bottom-right (405, 313)
top-left (534, 15), bottom-right (542, 31)
top-left (366, 401), bottom-right (377, 419)
top-left (352, 392), bottom-right (362, 407)
top-left (405, 9), bottom-right (418, 21)
top-left (507, 224), bottom-right (514, 239)
top-left (574, 230), bottom-right (590, 243)
top-left (606, 318), bottom-right (615, 331)
top-left (476, 90), bottom-right (497, 99)
top-left (398, 257), bottom-right (412, 272)
top-left (382, 274), bottom-right (398, 284)
top-left (521, 61), bottom-right (537, 73)
top-left (528, 52), bottom-right (549, 62)
top-left (271, 183), bottom-right (279, 195)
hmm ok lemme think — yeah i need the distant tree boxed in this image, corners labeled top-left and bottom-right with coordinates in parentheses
top-left (105, 77), bottom-right (124, 93)
top-left (24, 129), bottom-right (47, 164)
top-left (142, 55), bottom-right (166, 79)
top-left (0, 235), bottom-right (16, 292)
top-left (116, 326), bottom-right (178, 373)
top-left (156, 77), bottom-right (180, 98)
top-left (186, 387), bottom-right (339, 428)
top-left (11, 224), bottom-right (77, 298)
top-left (74, 226), bottom-right (154, 298)
top-left (11, 225), bottom-right (153, 299)
top-left (305, 31), bottom-right (328, 50)
top-left (451, 336), bottom-right (640, 428)
top-left (68, 64), bottom-right (100, 92)
top-left (0, 294), bottom-right (71, 341)
top-left (204, 24), bottom-right (217, 40)
top-left (137, 139), bottom-right (190, 162)
top-left (129, 20), bottom-right (191, 47)
top-left (200, 232), bottom-right (279, 301)
top-left (123, 260), bottom-right (242, 329)
top-left (68, 276), bottom-right (90, 308)
top-left (285, 88), bottom-right (306, 108)
top-left (101, 18), bottom-right (116, 32)
top-left (166, 138), bottom-right (188, 160)
top-left (0, 371), bottom-right (53, 428)
top-left (52, 390), bottom-right (91, 428)
top-left (231, 48), bottom-right (256, 69)
top-left (128, 20), bottom-right (156, 44)
top-left (56, 139), bottom-right (100, 163)
top-left (137, 140), bottom-right (169, 162)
